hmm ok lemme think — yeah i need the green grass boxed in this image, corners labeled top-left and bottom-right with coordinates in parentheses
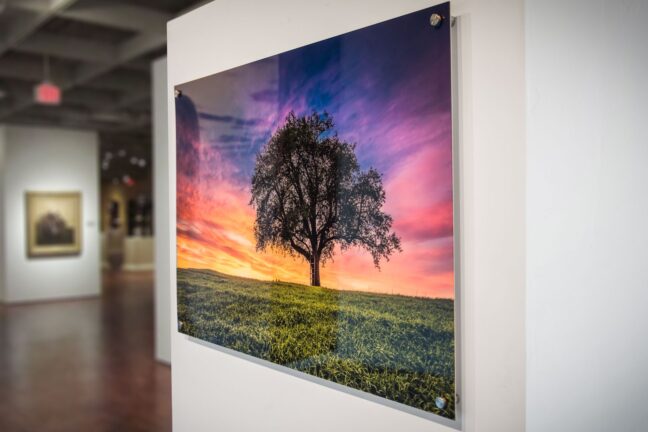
top-left (177, 268), bottom-right (455, 419)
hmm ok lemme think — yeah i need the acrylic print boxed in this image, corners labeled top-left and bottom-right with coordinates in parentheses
top-left (176, 2), bottom-right (456, 421)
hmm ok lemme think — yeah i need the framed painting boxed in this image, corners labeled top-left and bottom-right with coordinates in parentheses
top-left (175, 2), bottom-right (459, 424)
top-left (26, 191), bottom-right (82, 257)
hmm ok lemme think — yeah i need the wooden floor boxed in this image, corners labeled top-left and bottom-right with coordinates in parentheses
top-left (0, 271), bottom-right (171, 432)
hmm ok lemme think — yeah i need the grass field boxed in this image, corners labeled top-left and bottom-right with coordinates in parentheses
top-left (177, 268), bottom-right (456, 419)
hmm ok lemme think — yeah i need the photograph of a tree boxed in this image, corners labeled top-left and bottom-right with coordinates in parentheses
top-left (250, 111), bottom-right (402, 286)
top-left (177, 4), bottom-right (456, 418)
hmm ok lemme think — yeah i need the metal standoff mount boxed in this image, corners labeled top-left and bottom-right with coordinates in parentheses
top-left (435, 396), bottom-right (448, 410)
top-left (430, 13), bottom-right (445, 29)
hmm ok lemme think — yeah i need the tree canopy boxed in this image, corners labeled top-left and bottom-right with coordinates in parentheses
top-left (250, 111), bottom-right (401, 286)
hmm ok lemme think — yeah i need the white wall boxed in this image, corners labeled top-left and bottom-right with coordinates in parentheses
top-left (1, 126), bottom-right (101, 303)
top-left (153, 56), bottom-right (172, 364)
top-left (167, 1), bottom-right (526, 431)
top-left (0, 126), bottom-right (5, 302)
top-left (526, 1), bottom-right (648, 431)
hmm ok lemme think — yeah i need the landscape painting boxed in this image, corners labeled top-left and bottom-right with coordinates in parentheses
top-left (175, 2), bottom-right (457, 421)
top-left (26, 191), bottom-right (82, 257)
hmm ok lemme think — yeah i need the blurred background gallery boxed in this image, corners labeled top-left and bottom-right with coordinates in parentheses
top-left (0, 1), bottom-right (205, 431)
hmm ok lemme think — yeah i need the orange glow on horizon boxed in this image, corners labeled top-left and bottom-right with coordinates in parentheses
top-left (177, 168), bottom-right (455, 299)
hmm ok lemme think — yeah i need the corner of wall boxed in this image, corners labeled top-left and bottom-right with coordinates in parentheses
top-left (0, 125), bottom-right (6, 302)
top-left (152, 56), bottom-right (172, 364)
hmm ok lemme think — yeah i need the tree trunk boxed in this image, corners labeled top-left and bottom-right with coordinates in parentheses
top-left (310, 253), bottom-right (321, 286)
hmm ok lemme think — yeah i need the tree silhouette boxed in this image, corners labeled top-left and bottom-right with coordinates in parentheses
top-left (250, 111), bottom-right (401, 287)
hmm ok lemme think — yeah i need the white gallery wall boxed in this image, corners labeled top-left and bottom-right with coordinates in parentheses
top-left (526, 0), bottom-right (648, 431)
top-left (166, 1), bottom-right (526, 431)
top-left (0, 126), bottom-right (101, 303)
top-left (0, 126), bottom-right (5, 302)
top-left (153, 56), bottom-right (172, 364)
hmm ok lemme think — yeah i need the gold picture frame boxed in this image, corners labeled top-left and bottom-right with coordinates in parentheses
top-left (26, 191), bottom-right (82, 257)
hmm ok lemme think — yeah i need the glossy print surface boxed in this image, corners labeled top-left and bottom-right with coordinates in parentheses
top-left (175, 2), bottom-right (456, 420)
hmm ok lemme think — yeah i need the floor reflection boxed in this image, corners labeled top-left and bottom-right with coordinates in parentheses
top-left (0, 271), bottom-right (170, 432)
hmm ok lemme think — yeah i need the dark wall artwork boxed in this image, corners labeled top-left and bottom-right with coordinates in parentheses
top-left (26, 191), bottom-right (82, 257)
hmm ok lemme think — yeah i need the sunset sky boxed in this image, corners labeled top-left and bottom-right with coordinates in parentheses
top-left (175, 4), bottom-right (454, 299)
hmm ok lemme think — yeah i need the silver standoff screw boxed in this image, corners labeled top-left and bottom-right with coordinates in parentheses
top-left (435, 396), bottom-right (448, 410)
top-left (430, 13), bottom-right (445, 28)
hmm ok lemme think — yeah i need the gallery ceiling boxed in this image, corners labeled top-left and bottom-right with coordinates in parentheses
top-left (0, 0), bottom-right (207, 134)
